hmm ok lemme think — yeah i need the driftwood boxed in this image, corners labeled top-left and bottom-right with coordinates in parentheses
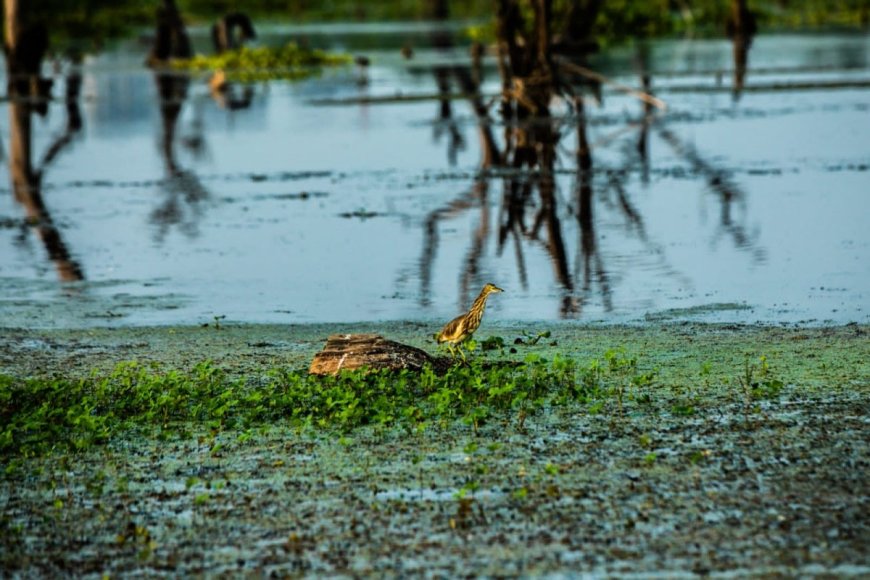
top-left (309, 334), bottom-right (451, 376)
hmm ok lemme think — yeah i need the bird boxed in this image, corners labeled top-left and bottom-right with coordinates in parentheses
top-left (436, 283), bottom-right (503, 360)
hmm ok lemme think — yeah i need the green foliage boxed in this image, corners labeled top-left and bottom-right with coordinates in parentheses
top-left (176, 0), bottom-right (493, 23)
top-left (15, 0), bottom-right (153, 54)
top-left (171, 43), bottom-right (350, 82)
top-left (480, 336), bottom-right (505, 351)
top-left (11, 0), bottom-right (867, 60)
top-left (0, 350), bottom-right (791, 461)
top-left (739, 355), bottom-right (785, 401)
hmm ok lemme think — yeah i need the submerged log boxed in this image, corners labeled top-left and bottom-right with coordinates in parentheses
top-left (309, 334), bottom-right (451, 375)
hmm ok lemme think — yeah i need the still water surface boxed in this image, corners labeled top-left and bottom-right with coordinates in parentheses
top-left (1, 25), bottom-right (868, 326)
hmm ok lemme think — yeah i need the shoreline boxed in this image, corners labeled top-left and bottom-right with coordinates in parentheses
top-left (2, 320), bottom-right (867, 380)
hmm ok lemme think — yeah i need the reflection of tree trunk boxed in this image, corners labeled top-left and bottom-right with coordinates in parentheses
top-left (731, 35), bottom-right (751, 100)
top-left (574, 96), bottom-right (611, 311)
top-left (9, 96), bottom-right (33, 207)
top-left (5, 5), bottom-right (84, 281)
top-left (459, 179), bottom-right (490, 309)
top-left (429, 9), bottom-right (465, 167)
top-left (151, 69), bottom-right (212, 241)
top-left (419, 186), bottom-right (486, 307)
top-left (156, 72), bottom-right (189, 176)
top-left (453, 66), bottom-right (501, 168)
top-left (9, 97), bottom-right (84, 281)
top-left (539, 168), bottom-right (575, 313)
top-left (637, 74), bottom-right (652, 182)
top-left (494, 0), bottom-right (578, 316)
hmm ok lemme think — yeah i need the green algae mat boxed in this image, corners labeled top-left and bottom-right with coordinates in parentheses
top-left (1, 323), bottom-right (868, 575)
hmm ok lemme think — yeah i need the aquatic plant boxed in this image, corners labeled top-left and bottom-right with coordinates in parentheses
top-left (0, 351), bottom-right (648, 459)
top-left (0, 350), bottom-right (790, 461)
top-left (170, 43), bottom-right (350, 81)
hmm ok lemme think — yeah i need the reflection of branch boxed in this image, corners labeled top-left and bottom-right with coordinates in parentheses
top-left (657, 126), bottom-right (764, 260)
top-left (40, 69), bottom-right (83, 170)
top-left (453, 65), bottom-right (500, 168)
top-left (432, 66), bottom-right (465, 166)
top-left (150, 170), bottom-right (210, 241)
top-left (607, 172), bottom-right (644, 233)
top-left (557, 58), bottom-right (667, 111)
top-left (419, 179), bottom-right (488, 307)
top-left (459, 179), bottom-right (491, 308)
top-left (421, 19), bottom-right (501, 306)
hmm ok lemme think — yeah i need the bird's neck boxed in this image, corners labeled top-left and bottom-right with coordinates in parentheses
top-left (470, 290), bottom-right (491, 313)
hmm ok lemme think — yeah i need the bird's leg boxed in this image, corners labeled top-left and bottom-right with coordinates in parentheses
top-left (458, 337), bottom-right (475, 365)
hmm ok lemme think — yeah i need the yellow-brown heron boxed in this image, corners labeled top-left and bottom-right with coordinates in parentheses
top-left (436, 283), bottom-right (503, 359)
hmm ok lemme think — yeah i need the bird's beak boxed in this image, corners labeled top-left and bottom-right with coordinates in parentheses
top-left (494, 285), bottom-right (504, 293)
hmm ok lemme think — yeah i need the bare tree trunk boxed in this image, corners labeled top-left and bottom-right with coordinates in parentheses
top-left (531, 0), bottom-right (552, 76)
top-left (4, 0), bottom-right (21, 58)
top-left (727, 0), bottom-right (757, 37)
top-left (150, 0), bottom-right (192, 63)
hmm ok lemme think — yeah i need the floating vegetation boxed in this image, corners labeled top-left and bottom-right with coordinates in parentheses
top-left (171, 43), bottom-right (350, 82)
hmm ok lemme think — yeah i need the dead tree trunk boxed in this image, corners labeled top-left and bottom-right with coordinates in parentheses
top-left (726, 0), bottom-right (757, 38)
top-left (149, 0), bottom-right (192, 64)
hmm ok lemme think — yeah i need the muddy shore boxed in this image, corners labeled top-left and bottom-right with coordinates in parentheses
top-left (1, 322), bottom-right (868, 576)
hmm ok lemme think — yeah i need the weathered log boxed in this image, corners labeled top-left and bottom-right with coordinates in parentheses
top-left (309, 334), bottom-right (450, 375)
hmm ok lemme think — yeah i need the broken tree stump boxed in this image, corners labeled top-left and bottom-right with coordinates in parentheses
top-left (309, 334), bottom-right (451, 375)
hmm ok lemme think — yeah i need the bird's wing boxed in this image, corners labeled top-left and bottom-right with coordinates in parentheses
top-left (437, 314), bottom-right (467, 342)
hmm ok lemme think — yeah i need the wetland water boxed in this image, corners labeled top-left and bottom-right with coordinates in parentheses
top-left (1, 25), bottom-right (868, 327)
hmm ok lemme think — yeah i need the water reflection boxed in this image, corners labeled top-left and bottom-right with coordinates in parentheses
top-left (2, 4), bottom-right (867, 325)
top-left (4, 19), bottom-right (84, 281)
top-left (417, 1), bottom-right (773, 318)
top-left (421, 2), bottom-right (683, 317)
top-left (148, 1), bottom-right (211, 241)
top-left (726, 0), bottom-right (757, 100)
